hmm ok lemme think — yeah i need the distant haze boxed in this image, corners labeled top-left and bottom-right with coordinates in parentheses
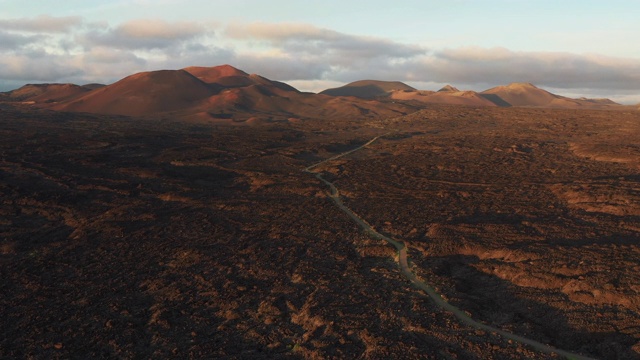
top-left (1, 0), bottom-right (639, 103)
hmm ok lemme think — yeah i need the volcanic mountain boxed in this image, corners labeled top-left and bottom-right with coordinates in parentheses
top-left (184, 65), bottom-right (298, 92)
top-left (479, 82), bottom-right (620, 108)
top-left (54, 70), bottom-right (216, 117)
top-left (50, 65), bottom-right (414, 122)
top-left (320, 80), bottom-right (416, 98)
top-left (481, 82), bottom-right (560, 107)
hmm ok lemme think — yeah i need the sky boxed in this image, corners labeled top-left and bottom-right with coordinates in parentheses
top-left (1, 0), bottom-right (639, 103)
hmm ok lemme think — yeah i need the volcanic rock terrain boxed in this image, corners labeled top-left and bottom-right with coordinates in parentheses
top-left (1, 65), bottom-right (639, 359)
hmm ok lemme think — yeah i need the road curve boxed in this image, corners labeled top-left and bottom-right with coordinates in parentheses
top-left (304, 135), bottom-right (596, 360)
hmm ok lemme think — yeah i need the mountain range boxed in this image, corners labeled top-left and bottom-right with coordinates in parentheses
top-left (0, 64), bottom-right (625, 122)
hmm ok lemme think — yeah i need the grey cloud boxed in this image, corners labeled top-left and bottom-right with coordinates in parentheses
top-left (0, 31), bottom-right (42, 49)
top-left (0, 53), bottom-right (83, 82)
top-left (0, 15), bottom-right (82, 33)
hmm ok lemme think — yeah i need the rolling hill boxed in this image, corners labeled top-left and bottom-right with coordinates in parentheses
top-left (4, 83), bottom-right (97, 104)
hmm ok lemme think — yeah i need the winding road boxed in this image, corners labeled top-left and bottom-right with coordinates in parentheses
top-left (304, 134), bottom-right (596, 360)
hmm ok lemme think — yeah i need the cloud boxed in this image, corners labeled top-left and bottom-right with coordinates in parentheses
top-left (0, 31), bottom-right (43, 49)
top-left (222, 22), bottom-right (427, 83)
top-left (65, 47), bottom-right (148, 84)
top-left (0, 15), bottom-right (82, 33)
top-left (80, 19), bottom-right (211, 50)
top-left (0, 53), bottom-right (83, 82)
top-left (225, 22), bottom-right (425, 61)
top-left (413, 47), bottom-right (640, 91)
top-left (145, 45), bottom-right (235, 71)
top-left (115, 19), bottom-right (205, 40)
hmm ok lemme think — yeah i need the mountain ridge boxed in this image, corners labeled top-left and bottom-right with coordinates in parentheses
top-left (0, 65), bottom-right (625, 121)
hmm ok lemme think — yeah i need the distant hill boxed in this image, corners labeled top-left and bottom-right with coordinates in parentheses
top-left (5, 83), bottom-right (95, 103)
top-left (576, 97), bottom-right (619, 105)
top-left (320, 80), bottom-right (416, 98)
top-left (81, 83), bottom-right (106, 90)
top-left (481, 83), bottom-right (559, 107)
top-left (437, 85), bottom-right (460, 92)
top-left (321, 80), bottom-right (614, 108)
top-left (390, 89), bottom-right (500, 107)
top-left (481, 83), bottom-right (620, 108)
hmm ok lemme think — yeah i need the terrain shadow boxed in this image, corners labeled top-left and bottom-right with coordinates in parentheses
top-left (427, 254), bottom-right (638, 359)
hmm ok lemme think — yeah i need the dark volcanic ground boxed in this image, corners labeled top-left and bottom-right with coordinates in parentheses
top-left (1, 105), bottom-right (639, 359)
